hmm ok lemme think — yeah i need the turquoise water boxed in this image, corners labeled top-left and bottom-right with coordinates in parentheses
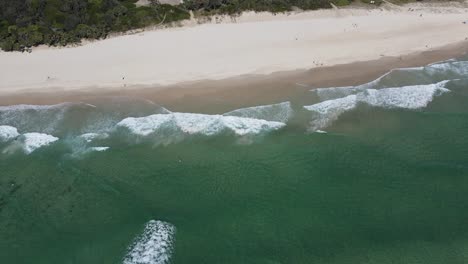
top-left (1, 58), bottom-right (468, 263)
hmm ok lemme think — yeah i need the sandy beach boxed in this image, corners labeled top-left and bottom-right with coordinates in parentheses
top-left (0, 1), bottom-right (467, 102)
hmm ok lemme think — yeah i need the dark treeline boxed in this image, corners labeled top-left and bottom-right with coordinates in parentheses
top-left (182, 0), bottom-right (342, 13)
top-left (0, 0), bottom-right (189, 51)
top-left (0, 0), bottom-right (351, 51)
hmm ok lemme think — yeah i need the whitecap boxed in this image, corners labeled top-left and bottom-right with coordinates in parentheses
top-left (304, 95), bottom-right (358, 131)
top-left (361, 81), bottom-right (450, 109)
top-left (89, 147), bottom-right (109, 152)
top-left (77, 98), bottom-right (171, 134)
top-left (223, 102), bottom-right (293, 123)
top-left (20, 133), bottom-right (59, 154)
top-left (305, 81), bottom-right (450, 131)
top-left (123, 220), bottom-right (176, 264)
top-left (117, 113), bottom-right (285, 137)
top-left (315, 130), bottom-right (328, 134)
top-left (0, 125), bottom-right (20, 142)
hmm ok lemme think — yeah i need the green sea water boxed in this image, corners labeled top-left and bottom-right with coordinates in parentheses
top-left (1, 58), bottom-right (468, 264)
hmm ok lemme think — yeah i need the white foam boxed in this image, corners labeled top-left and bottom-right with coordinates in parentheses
top-left (0, 125), bottom-right (20, 142)
top-left (314, 86), bottom-right (359, 101)
top-left (20, 133), bottom-right (59, 154)
top-left (123, 220), bottom-right (175, 264)
top-left (0, 102), bottom-right (94, 134)
top-left (0, 102), bottom-right (74, 111)
top-left (362, 81), bottom-right (449, 109)
top-left (313, 69), bottom-right (401, 100)
top-left (90, 147), bottom-right (109, 152)
top-left (427, 58), bottom-right (456, 66)
top-left (223, 102), bottom-right (293, 123)
top-left (304, 95), bottom-right (357, 131)
top-left (305, 81), bottom-right (450, 131)
top-left (117, 113), bottom-right (285, 137)
top-left (79, 133), bottom-right (109, 143)
top-left (426, 61), bottom-right (468, 76)
top-left (314, 66), bottom-right (430, 101)
top-left (63, 133), bottom-right (111, 157)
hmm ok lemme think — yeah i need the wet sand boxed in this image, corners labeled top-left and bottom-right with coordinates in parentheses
top-left (1, 41), bottom-right (467, 113)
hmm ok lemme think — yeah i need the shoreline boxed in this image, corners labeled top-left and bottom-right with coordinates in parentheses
top-left (1, 41), bottom-right (467, 113)
top-left (0, 1), bottom-right (468, 112)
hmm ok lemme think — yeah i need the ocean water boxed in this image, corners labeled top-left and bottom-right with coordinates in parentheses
top-left (1, 57), bottom-right (468, 264)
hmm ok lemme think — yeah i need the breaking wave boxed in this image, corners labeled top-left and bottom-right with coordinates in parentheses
top-left (64, 132), bottom-right (111, 157)
top-left (123, 220), bottom-right (176, 264)
top-left (1, 58), bottom-right (466, 154)
top-left (0, 101), bottom-right (291, 155)
top-left (223, 102), bottom-right (293, 123)
top-left (0, 98), bottom-right (170, 136)
top-left (305, 81), bottom-right (450, 131)
top-left (0, 102), bottom-right (82, 134)
top-left (20, 133), bottom-right (59, 154)
top-left (314, 60), bottom-right (468, 101)
top-left (0, 125), bottom-right (19, 142)
top-left (2, 132), bottom-right (59, 154)
top-left (117, 113), bottom-right (285, 138)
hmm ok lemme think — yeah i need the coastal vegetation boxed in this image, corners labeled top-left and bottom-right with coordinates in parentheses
top-left (0, 0), bottom-right (189, 51)
top-left (0, 0), bottom-right (387, 51)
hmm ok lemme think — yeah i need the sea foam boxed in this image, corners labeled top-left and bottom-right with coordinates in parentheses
top-left (0, 102), bottom-right (89, 134)
top-left (223, 102), bottom-right (293, 123)
top-left (0, 102), bottom-right (74, 112)
top-left (314, 59), bottom-right (468, 100)
top-left (63, 133), bottom-right (110, 157)
top-left (0, 98), bottom-right (170, 136)
top-left (314, 67), bottom-right (426, 101)
top-left (123, 220), bottom-right (176, 264)
top-left (20, 133), bottom-right (59, 154)
top-left (79, 133), bottom-right (109, 143)
top-left (305, 81), bottom-right (450, 131)
top-left (90, 147), bottom-right (109, 152)
top-left (78, 97), bottom-right (171, 134)
top-left (0, 125), bottom-right (20, 142)
top-left (426, 61), bottom-right (468, 76)
top-left (304, 95), bottom-right (358, 131)
top-left (117, 113), bottom-right (285, 137)
top-left (362, 82), bottom-right (449, 109)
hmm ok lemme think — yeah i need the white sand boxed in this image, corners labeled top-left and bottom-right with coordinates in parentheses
top-left (0, 2), bottom-right (467, 94)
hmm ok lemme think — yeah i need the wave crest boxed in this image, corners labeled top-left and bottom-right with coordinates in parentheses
top-left (117, 113), bottom-right (286, 138)
top-left (305, 81), bottom-right (450, 131)
top-left (314, 60), bottom-right (468, 101)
